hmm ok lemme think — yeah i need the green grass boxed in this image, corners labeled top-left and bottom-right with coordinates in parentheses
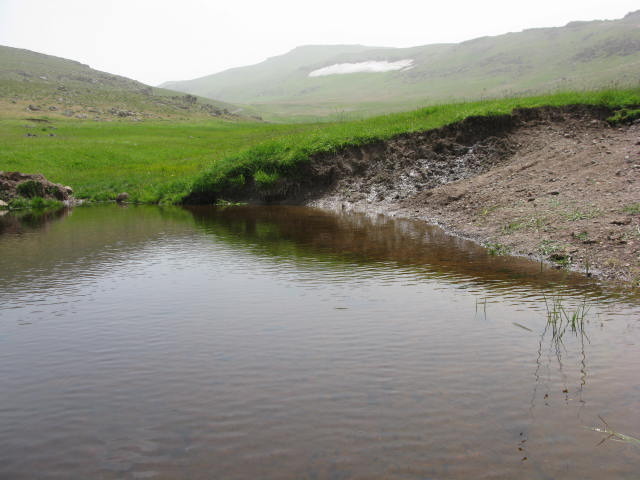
top-left (544, 295), bottom-right (590, 334)
top-left (485, 242), bottom-right (510, 256)
top-left (562, 207), bottom-right (602, 221)
top-left (502, 220), bottom-right (526, 234)
top-left (0, 118), bottom-right (319, 202)
top-left (1, 88), bottom-right (640, 205)
top-left (622, 203), bottom-right (640, 214)
top-left (190, 89), bottom-right (640, 201)
top-left (538, 240), bottom-right (572, 266)
top-left (574, 231), bottom-right (590, 242)
top-left (607, 107), bottom-right (640, 124)
top-left (6, 196), bottom-right (63, 211)
top-left (542, 295), bottom-right (591, 357)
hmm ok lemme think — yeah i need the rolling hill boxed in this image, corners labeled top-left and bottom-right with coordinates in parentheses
top-left (162, 10), bottom-right (640, 121)
top-left (0, 45), bottom-right (251, 121)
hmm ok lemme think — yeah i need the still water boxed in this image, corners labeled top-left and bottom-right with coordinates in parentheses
top-left (0, 205), bottom-right (639, 479)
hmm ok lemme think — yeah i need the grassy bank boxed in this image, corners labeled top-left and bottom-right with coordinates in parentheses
top-left (189, 89), bottom-right (640, 200)
top-left (1, 88), bottom-right (639, 204)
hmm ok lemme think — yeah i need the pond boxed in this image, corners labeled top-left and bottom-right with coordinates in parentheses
top-left (1, 205), bottom-right (639, 479)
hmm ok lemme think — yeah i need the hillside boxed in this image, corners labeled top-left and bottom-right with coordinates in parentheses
top-left (162, 11), bottom-right (640, 120)
top-left (0, 45), bottom-right (251, 121)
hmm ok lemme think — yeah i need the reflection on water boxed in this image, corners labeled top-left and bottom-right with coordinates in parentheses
top-left (0, 206), bottom-right (70, 235)
top-left (185, 205), bottom-right (636, 303)
top-left (0, 205), bottom-right (639, 479)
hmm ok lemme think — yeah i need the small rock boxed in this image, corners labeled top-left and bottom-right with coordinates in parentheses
top-left (611, 218), bottom-right (632, 226)
top-left (116, 192), bottom-right (129, 203)
top-left (27, 104), bottom-right (41, 111)
top-left (547, 191), bottom-right (560, 196)
top-left (63, 186), bottom-right (73, 195)
top-left (0, 200), bottom-right (8, 209)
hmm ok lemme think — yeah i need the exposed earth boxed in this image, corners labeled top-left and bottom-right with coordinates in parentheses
top-left (0, 171), bottom-right (73, 204)
top-left (298, 106), bottom-right (640, 286)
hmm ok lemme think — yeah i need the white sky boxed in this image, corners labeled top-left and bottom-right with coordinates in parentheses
top-left (0, 0), bottom-right (638, 86)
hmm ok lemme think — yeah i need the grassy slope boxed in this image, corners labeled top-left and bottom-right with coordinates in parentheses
top-left (0, 118), bottom-right (318, 202)
top-left (0, 45), bottom-right (245, 120)
top-left (189, 89), bottom-right (640, 198)
top-left (162, 12), bottom-right (640, 120)
top-left (2, 89), bottom-right (639, 205)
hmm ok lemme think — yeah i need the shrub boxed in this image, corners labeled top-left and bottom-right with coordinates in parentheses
top-left (16, 180), bottom-right (45, 198)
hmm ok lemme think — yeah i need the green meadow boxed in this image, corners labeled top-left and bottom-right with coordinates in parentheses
top-left (1, 88), bottom-right (639, 205)
top-left (0, 119), bottom-right (318, 202)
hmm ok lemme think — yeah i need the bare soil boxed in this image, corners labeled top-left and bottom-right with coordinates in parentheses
top-left (298, 106), bottom-right (640, 287)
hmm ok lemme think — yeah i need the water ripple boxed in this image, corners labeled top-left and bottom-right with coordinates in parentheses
top-left (0, 205), bottom-right (639, 479)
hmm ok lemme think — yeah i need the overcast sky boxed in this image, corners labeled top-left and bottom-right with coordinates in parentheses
top-left (0, 0), bottom-right (638, 86)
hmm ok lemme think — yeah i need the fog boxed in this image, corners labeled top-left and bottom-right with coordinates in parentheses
top-left (0, 0), bottom-right (638, 85)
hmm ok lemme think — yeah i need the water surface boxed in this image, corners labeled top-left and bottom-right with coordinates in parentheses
top-left (1, 205), bottom-right (639, 479)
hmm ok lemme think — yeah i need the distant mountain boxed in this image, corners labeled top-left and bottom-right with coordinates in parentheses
top-left (0, 45), bottom-right (248, 120)
top-left (162, 11), bottom-right (640, 120)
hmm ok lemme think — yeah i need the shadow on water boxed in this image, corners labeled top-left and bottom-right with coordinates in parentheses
top-left (183, 205), bottom-right (639, 304)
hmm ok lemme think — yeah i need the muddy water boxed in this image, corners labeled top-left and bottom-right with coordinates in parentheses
top-left (0, 205), bottom-right (639, 480)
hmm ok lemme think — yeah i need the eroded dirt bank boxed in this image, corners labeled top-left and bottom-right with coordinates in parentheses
top-left (296, 106), bottom-right (640, 286)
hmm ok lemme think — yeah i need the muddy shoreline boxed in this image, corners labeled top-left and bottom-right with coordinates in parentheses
top-left (288, 106), bottom-right (640, 287)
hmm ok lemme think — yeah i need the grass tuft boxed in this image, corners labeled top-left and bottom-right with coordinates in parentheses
top-left (607, 108), bottom-right (640, 125)
top-left (485, 242), bottom-right (510, 256)
top-left (622, 203), bottom-right (640, 215)
top-left (8, 196), bottom-right (63, 211)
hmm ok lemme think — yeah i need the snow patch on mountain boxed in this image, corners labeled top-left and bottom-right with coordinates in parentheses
top-left (309, 59), bottom-right (414, 77)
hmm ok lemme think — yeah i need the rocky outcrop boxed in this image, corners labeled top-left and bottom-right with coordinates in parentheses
top-left (0, 171), bottom-right (73, 204)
